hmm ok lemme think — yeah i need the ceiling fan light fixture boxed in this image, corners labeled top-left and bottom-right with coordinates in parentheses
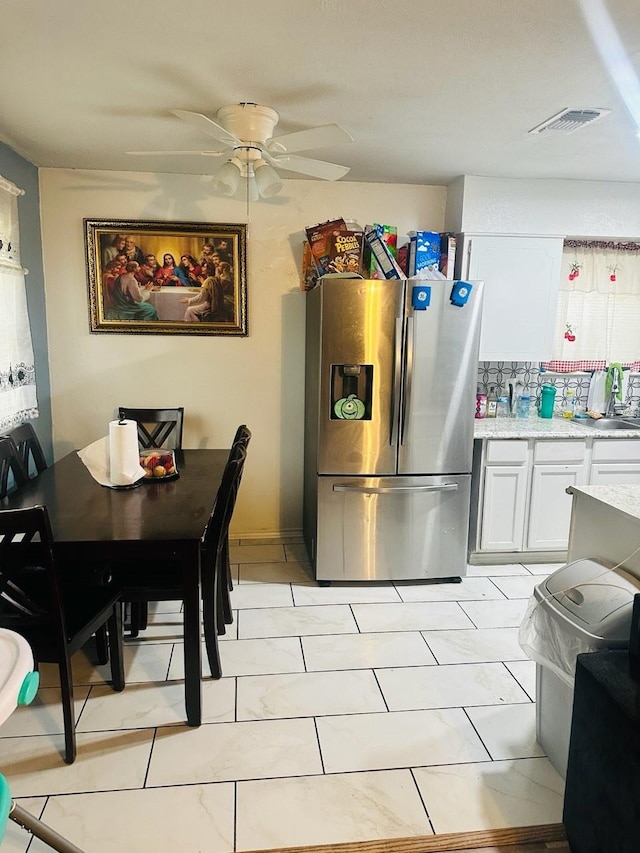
top-left (212, 157), bottom-right (242, 196)
top-left (253, 158), bottom-right (283, 198)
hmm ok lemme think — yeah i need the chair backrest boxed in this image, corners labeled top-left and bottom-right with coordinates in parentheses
top-left (5, 423), bottom-right (48, 478)
top-left (118, 407), bottom-right (184, 450)
top-left (0, 506), bottom-right (63, 632)
top-left (230, 424), bottom-right (251, 460)
top-left (0, 437), bottom-right (29, 500)
top-left (203, 446), bottom-right (247, 559)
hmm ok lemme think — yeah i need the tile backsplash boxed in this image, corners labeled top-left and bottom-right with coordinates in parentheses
top-left (477, 362), bottom-right (640, 413)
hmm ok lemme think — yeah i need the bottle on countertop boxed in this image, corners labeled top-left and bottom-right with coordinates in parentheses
top-left (561, 389), bottom-right (576, 419)
top-left (475, 385), bottom-right (487, 419)
top-left (517, 388), bottom-right (531, 419)
top-left (486, 384), bottom-right (498, 418)
top-left (496, 396), bottom-right (511, 419)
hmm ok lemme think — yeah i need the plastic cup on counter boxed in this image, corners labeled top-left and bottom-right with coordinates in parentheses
top-left (517, 394), bottom-right (531, 419)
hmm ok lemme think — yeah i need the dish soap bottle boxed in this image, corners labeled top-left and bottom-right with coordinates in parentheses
top-left (561, 389), bottom-right (576, 419)
top-left (486, 384), bottom-right (498, 418)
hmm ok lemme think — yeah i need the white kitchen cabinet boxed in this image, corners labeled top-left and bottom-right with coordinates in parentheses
top-left (590, 464), bottom-right (640, 485)
top-left (479, 441), bottom-right (528, 551)
top-left (527, 463), bottom-right (587, 549)
top-left (456, 234), bottom-right (564, 361)
top-left (590, 439), bottom-right (640, 485)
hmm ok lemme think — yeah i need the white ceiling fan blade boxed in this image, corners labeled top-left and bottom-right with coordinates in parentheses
top-left (170, 109), bottom-right (240, 148)
top-left (269, 154), bottom-right (350, 181)
top-left (267, 123), bottom-right (353, 154)
top-left (126, 149), bottom-right (226, 157)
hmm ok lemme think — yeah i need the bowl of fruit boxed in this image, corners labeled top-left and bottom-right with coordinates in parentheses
top-left (139, 449), bottom-right (179, 481)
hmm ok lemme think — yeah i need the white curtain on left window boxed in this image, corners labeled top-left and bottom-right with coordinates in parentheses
top-left (0, 175), bottom-right (38, 431)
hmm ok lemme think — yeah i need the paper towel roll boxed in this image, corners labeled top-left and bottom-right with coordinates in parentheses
top-left (109, 419), bottom-right (142, 486)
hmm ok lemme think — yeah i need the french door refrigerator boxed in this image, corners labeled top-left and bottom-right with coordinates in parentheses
top-left (303, 276), bottom-right (484, 582)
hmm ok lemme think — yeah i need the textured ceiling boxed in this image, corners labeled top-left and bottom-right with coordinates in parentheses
top-left (1, 0), bottom-right (639, 186)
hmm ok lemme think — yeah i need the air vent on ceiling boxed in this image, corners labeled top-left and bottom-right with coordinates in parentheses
top-left (529, 108), bottom-right (611, 135)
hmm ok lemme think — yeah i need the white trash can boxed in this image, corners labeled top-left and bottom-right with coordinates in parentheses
top-left (519, 558), bottom-right (640, 778)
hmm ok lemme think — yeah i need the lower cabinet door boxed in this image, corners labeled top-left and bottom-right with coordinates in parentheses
top-left (527, 463), bottom-right (586, 550)
top-left (480, 465), bottom-right (527, 551)
top-left (589, 463), bottom-right (640, 485)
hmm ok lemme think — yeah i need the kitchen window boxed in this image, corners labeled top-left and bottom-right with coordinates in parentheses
top-left (543, 239), bottom-right (640, 372)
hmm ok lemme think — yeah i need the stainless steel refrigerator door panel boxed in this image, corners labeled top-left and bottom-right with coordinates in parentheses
top-left (398, 281), bottom-right (483, 475)
top-left (315, 474), bottom-right (471, 581)
top-left (317, 279), bottom-right (404, 475)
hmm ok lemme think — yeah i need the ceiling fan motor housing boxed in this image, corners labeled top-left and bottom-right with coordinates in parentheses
top-left (217, 103), bottom-right (279, 146)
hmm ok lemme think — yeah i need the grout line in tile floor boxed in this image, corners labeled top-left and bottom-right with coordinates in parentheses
top-left (1, 549), bottom-right (565, 853)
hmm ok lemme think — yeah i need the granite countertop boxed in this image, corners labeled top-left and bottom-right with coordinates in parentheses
top-left (567, 484), bottom-right (640, 523)
top-left (474, 416), bottom-right (640, 440)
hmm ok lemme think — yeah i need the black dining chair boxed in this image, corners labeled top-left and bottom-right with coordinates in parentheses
top-left (0, 437), bottom-right (29, 500)
top-left (217, 425), bottom-right (251, 632)
top-left (116, 407), bottom-right (184, 636)
top-left (5, 423), bottom-right (48, 478)
top-left (113, 445), bottom-right (247, 679)
top-left (0, 505), bottom-right (125, 764)
top-left (202, 445), bottom-right (247, 673)
top-left (117, 407), bottom-right (184, 450)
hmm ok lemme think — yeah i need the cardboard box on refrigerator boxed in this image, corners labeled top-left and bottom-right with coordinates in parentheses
top-left (364, 224), bottom-right (398, 279)
top-left (364, 225), bottom-right (404, 279)
top-left (439, 233), bottom-right (457, 279)
top-left (408, 231), bottom-right (440, 277)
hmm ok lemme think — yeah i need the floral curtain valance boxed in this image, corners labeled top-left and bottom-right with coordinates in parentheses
top-left (544, 239), bottom-right (640, 370)
top-left (0, 175), bottom-right (38, 431)
top-left (561, 240), bottom-right (640, 295)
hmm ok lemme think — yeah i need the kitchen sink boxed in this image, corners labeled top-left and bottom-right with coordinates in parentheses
top-left (569, 417), bottom-right (640, 430)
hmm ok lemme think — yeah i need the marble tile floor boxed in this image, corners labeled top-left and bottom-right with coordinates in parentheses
top-left (1, 542), bottom-right (566, 852)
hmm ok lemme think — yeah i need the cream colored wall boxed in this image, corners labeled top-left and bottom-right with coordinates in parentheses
top-left (39, 169), bottom-right (446, 536)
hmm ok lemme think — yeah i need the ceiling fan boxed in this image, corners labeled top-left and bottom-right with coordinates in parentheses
top-left (127, 102), bottom-right (353, 199)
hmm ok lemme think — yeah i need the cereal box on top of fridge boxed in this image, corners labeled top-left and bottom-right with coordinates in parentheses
top-left (301, 240), bottom-right (318, 291)
top-left (326, 231), bottom-right (364, 275)
top-left (305, 218), bottom-right (347, 275)
top-left (364, 225), bottom-right (404, 279)
top-left (366, 224), bottom-right (398, 279)
top-left (439, 233), bottom-right (457, 279)
top-left (408, 231), bottom-right (441, 277)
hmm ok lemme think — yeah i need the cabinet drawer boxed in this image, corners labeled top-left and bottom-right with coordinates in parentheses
top-left (592, 439), bottom-right (640, 463)
top-left (534, 440), bottom-right (587, 463)
top-left (486, 440), bottom-right (528, 464)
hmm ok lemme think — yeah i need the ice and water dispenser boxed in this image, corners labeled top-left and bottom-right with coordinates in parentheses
top-left (330, 364), bottom-right (373, 420)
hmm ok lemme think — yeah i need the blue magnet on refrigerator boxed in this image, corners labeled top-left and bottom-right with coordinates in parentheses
top-left (411, 285), bottom-right (431, 310)
top-left (450, 280), bottom-right (472, 307)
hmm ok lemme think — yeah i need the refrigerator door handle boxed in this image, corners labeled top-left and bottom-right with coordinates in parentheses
top-left (390, 317), bottom-right (403, 446)
top-left (333, 483), bottom-right (459, 495)
top-left (400, 316), bottom-right (414, 445)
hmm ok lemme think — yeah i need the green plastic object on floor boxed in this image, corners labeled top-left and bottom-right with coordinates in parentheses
top-left (0, 774), bottom-right (10, 843)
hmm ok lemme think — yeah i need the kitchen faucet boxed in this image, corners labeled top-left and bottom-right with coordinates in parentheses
top-left (604, 362), bottom-right (624, 417)
top-left (605, 380), bottom-right (619, 416)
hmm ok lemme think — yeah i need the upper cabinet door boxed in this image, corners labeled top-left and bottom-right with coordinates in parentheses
top-left (457, 234), bottom-right (564, 362)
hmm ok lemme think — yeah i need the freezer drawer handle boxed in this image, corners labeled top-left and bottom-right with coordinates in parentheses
top-left (333, 483), bottom-right (459, 495)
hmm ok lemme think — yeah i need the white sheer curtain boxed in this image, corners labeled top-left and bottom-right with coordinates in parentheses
top-left (0, 175), bottom-right (38, 431)
top-left (549, 241), bottom-right (640, 367)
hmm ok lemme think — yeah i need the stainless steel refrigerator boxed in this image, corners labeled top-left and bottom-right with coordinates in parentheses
top-left (303, 276), bottom-right (484, 582)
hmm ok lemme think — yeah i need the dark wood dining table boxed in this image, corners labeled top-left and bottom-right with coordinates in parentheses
top-left (3, 447), bottom-right (229, 727)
